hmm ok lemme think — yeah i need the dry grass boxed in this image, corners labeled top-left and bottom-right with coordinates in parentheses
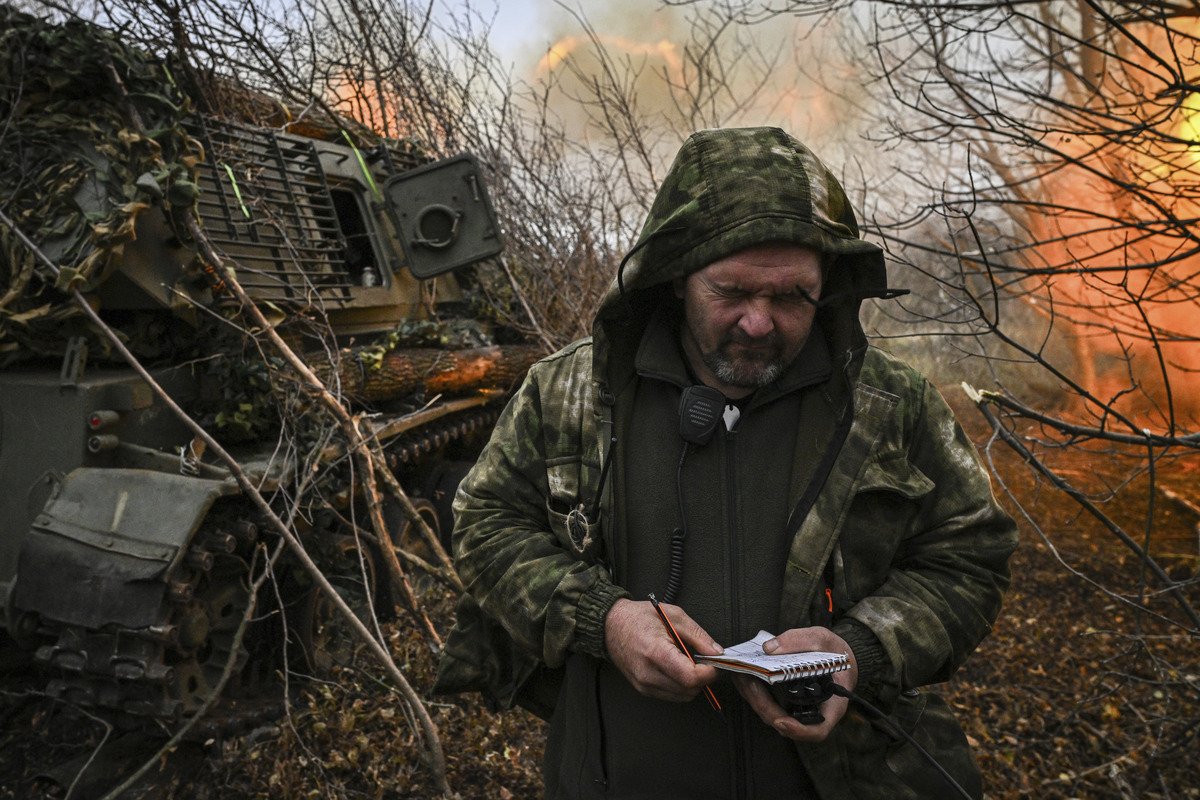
top-left (1, 405), bottom-right (1197, 799)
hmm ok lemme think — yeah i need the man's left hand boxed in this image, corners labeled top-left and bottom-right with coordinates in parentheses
top-left (733, 626), bottom-right (857, 743)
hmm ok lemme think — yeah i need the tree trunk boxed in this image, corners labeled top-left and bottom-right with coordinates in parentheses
top-left (323, 344), bottom-right (545, 402)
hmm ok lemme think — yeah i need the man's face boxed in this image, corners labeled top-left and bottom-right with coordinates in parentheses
top-left (677, 244), bottom-right (823, 397)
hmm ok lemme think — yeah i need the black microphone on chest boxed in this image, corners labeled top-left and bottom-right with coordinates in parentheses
top-left (678, 385), bottom-right (726, 446)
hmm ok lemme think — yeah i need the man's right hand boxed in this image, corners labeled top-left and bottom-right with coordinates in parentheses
top-left (603, 598), bottom-right (722, 702)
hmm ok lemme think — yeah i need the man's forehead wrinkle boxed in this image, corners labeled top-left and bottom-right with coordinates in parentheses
top-left (702, 266), bottom-right (822, 295)
top-left (706, 278), bottom-right (819, 295)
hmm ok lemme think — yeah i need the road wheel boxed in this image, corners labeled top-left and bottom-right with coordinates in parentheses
top-left (381, 496), bottom-right (445, 595)
top-left (294, 535), bottom-right (377, 675)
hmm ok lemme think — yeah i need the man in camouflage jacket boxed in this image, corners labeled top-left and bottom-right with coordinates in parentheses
top-left (435, 127), bottom-right (1018, 799)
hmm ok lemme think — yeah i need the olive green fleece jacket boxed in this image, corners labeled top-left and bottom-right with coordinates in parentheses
top-left (435, 128), bottom-right (1018, 799)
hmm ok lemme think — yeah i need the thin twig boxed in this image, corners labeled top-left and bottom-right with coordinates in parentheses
top-left (972, 393), bottom-right (1200, 630)
top-left (0, 206), bottom-right (452, 795)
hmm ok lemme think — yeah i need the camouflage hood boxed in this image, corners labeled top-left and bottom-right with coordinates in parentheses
top-left (593, 127), bottom-right (894, 387)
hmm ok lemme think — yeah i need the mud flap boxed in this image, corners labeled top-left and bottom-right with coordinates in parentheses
top-left (11, 467), bottom-right (236, 629)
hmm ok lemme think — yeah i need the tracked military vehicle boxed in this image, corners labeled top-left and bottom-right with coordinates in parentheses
top-left (0, 10), bottom-right (539, 725)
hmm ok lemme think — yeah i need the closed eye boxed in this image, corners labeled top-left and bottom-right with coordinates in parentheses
top-left (704, 280), bottom-right (829, 307)
top-left (779, 288), bottom-right (820, 306)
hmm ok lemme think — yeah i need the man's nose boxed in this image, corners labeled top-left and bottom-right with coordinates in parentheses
top-left (738, 300), bottom-right (774, 338)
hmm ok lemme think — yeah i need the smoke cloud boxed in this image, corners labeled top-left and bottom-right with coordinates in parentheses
top-left (508, 1), bottom-right (870, 158)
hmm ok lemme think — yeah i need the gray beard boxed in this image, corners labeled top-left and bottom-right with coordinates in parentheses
top-left (703, 350), bottom-right (784, 389)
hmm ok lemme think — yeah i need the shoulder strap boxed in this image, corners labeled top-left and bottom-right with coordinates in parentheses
top-left (778, 381), bottom-right (899, 628)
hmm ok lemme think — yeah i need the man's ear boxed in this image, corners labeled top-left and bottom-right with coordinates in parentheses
top-left (673, 276), bottom-right (685, 299)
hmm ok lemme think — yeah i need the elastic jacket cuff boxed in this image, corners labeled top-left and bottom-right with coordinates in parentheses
top-left (833, 619), bottom-right (888, 702)
top-left (573, 580), bottom-right (631, 659)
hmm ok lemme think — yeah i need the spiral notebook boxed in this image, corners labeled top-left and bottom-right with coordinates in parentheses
top-left (695, 630), bottom-right (850, 684)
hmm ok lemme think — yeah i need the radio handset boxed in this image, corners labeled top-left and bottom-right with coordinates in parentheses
top-left (677, 385), bottom-right (726, 446)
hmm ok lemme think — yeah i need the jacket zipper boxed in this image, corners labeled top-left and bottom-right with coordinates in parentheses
top-left (723, 425), bottom-right (748, 800)
top-left (779, 396), bottom-right (855, 625)
top-left (596, 384), bottom-right (619, 580)
top-left (724, 425), bottom-right (741, 674)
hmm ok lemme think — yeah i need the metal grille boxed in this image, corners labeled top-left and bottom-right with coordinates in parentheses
top-left (376, 139), bottom-right (427, 177)
top-left (187, 117), bottom-right (354, 304)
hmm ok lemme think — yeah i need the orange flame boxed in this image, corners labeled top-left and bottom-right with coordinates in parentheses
top-left (537, 34), bottom-right (685, 85)
top-left (326, 72), bottom-right (406, 139)
top-left (1023, 34), bottom-right (1200, 422)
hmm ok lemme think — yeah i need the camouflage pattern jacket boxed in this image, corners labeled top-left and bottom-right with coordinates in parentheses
top-left (436, 128), bottom-right (1018, 799)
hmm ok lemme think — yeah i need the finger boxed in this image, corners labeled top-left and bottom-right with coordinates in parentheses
top-left (733, 675), bottom-right (790, 729)
top-left (638, 658), bottom-right (712, 702)
top-left (623, 625), bottom-right (713, 696)
top-left (765, 626), bottom-right (832, 654)
top-left (775, 694), bottom-right (848, 743)
top-left (763, 628), bottom-right (858, 692)
top-left (662, 604), bottom-right (722, 656)
top-left (733, 675), bottom-right (850, 743)
top-left (651, 641), bottom-right (719, 690)
top-left (730, 676), bottom-right (808, 739)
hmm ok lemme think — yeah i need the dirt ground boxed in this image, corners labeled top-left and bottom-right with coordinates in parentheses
top-left (943, 427), bottom-right (1200, 799)
top-left (1, 401), bottom-right (1197, 799)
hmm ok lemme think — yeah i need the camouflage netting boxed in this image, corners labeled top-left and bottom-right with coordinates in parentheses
top-left (0, 6), bottom-right (199, 364)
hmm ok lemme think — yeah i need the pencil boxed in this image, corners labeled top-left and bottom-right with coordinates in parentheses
top-left (648, 593), bottom-right (722, 713)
